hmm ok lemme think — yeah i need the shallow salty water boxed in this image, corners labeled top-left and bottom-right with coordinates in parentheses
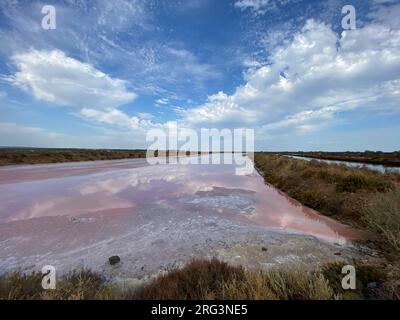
top-left (0, 155), bottom-right (359, 276)
top-left (287, 155), bottom-right (400, 173)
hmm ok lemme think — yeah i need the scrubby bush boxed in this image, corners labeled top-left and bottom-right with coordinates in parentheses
top-left (0, 149), bottom-right (148, 166)
top-left (1, 259), bottom-right (398, 300)
top-left (0, 269), bottom-right (122, 300)
top-left (224, 266), bottom-right (334, 300)
top-left (254, 153), bottom-right (399, 229)
top-left (0, 271), bottom-right (43, 300)
top-left (140, 258), bottom-right (245, 300)
top-left (363, 188), bottom-right (400, 252)
top-left (42, 270), bottom-right (109, 300)
top-left (336, 174), bottom-right (393, 193)
top-left (322, 262), bottom-right (388, 299)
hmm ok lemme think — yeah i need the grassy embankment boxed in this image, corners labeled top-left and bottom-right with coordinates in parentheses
top-left (0, 148), bottom-right (206, 166)
top-left (254, 153), bottom-right (400, 253)
top-left (280, 151), bottom-right (400, 167)
top-left (0, 259), bottom-right (394, 300)
top-left (0, 148), bottom-right (147, 166)
top-left (253, 153), bottom-right (400, 299)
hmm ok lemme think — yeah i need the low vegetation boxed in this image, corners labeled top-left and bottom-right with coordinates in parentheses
top-left (0, 269), bottom-right (118, 300)
top-left (141, 258), bottom-right (246, 300)
top-left (363, 188), bottom-right (400, 252)
top-left (1, 259), bottom-right (396, 300)
top-left (253, 153), bottom-right (400, 300)
top-left (254, 153), bottom-right (400, 252)
top-left (281, 151), bottom-right (400, 167)
top-left (321, 262), bottom-right (399, 300)
top-left (0, 148), bottom-right (147, 166)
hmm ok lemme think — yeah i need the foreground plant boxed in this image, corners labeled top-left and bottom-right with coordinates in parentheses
top-left (0, 259), bottom-right (396, 300)
top-left (363, 188), bottom-right (400, 252)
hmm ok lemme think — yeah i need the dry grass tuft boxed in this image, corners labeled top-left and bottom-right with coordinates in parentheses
top-left (140, 258), bottom-right (246, 300)
top-left (0, 149), bottom-right (147, 166)
top-left (0, 269), bottom-right (122, 300)
top-left (254, 153), bottom-right (399, 231)
top-left (1, 259), bottom-right (398, 300)
top-left (0, 271), bottom-right (43, 300)
top-left (140, 260), bottom-right (335, 300)
top-left (363, 188), bottom-right (400, 252)
top-left (224, 266), bottom-right (335, 300)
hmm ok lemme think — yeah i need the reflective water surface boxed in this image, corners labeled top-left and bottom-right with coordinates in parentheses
top-left (0, 155), bottom-right (359, 274)
top-left (287, 155), bottom-right (400, 173)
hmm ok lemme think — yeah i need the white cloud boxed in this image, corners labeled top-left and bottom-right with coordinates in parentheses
top-left (80, 108), bottom-right (140, 129)
top-left (0, 122), bottom-right (65, 147)
top-left (371, 0), bottom-right (398, 4)
top-left (2, 49), bottom-right (146, 133)
top-left (234, 0), bottom-right (291, 15)
top-left (173, 0), bottom-right (206, 11)
top-left (0, 121), bottom-right (151, 149)
top-left (78, 106), bottom-right (162, 134)
top-left (183, 19), bottom-right (400, 136)
top-left (368, 3), bottom-right (400, 29)
top-left (6, 49), bottom-right (136, 109)
top-left (0, 0), bottom-right (219, 101)
top-left (234, 0), bottom-right (272, 14)
top-left (0, 122), bottom-right (57, 136)
top-left (155, 98), bottom-right (169, 105)
top-left (182, 91), bottom-right (258, 126)
top-left (137, 112), bottom-right (154, 120)
top-left (165, 47), bottom-right (219, 79)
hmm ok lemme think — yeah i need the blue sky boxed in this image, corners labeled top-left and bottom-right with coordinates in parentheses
top-left (0, 0), bottom-right (399, 151)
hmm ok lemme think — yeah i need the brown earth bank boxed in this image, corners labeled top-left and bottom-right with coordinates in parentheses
top-left (0, 148), bottom-right (147, 166)
top-left (0, 148), bottom-right (210, 166)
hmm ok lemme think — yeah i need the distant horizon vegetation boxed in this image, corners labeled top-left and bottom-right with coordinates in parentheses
top-left (1, 147), bottom-right (400, 167)
top-left (1, 146), bottom-right (400, 153)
